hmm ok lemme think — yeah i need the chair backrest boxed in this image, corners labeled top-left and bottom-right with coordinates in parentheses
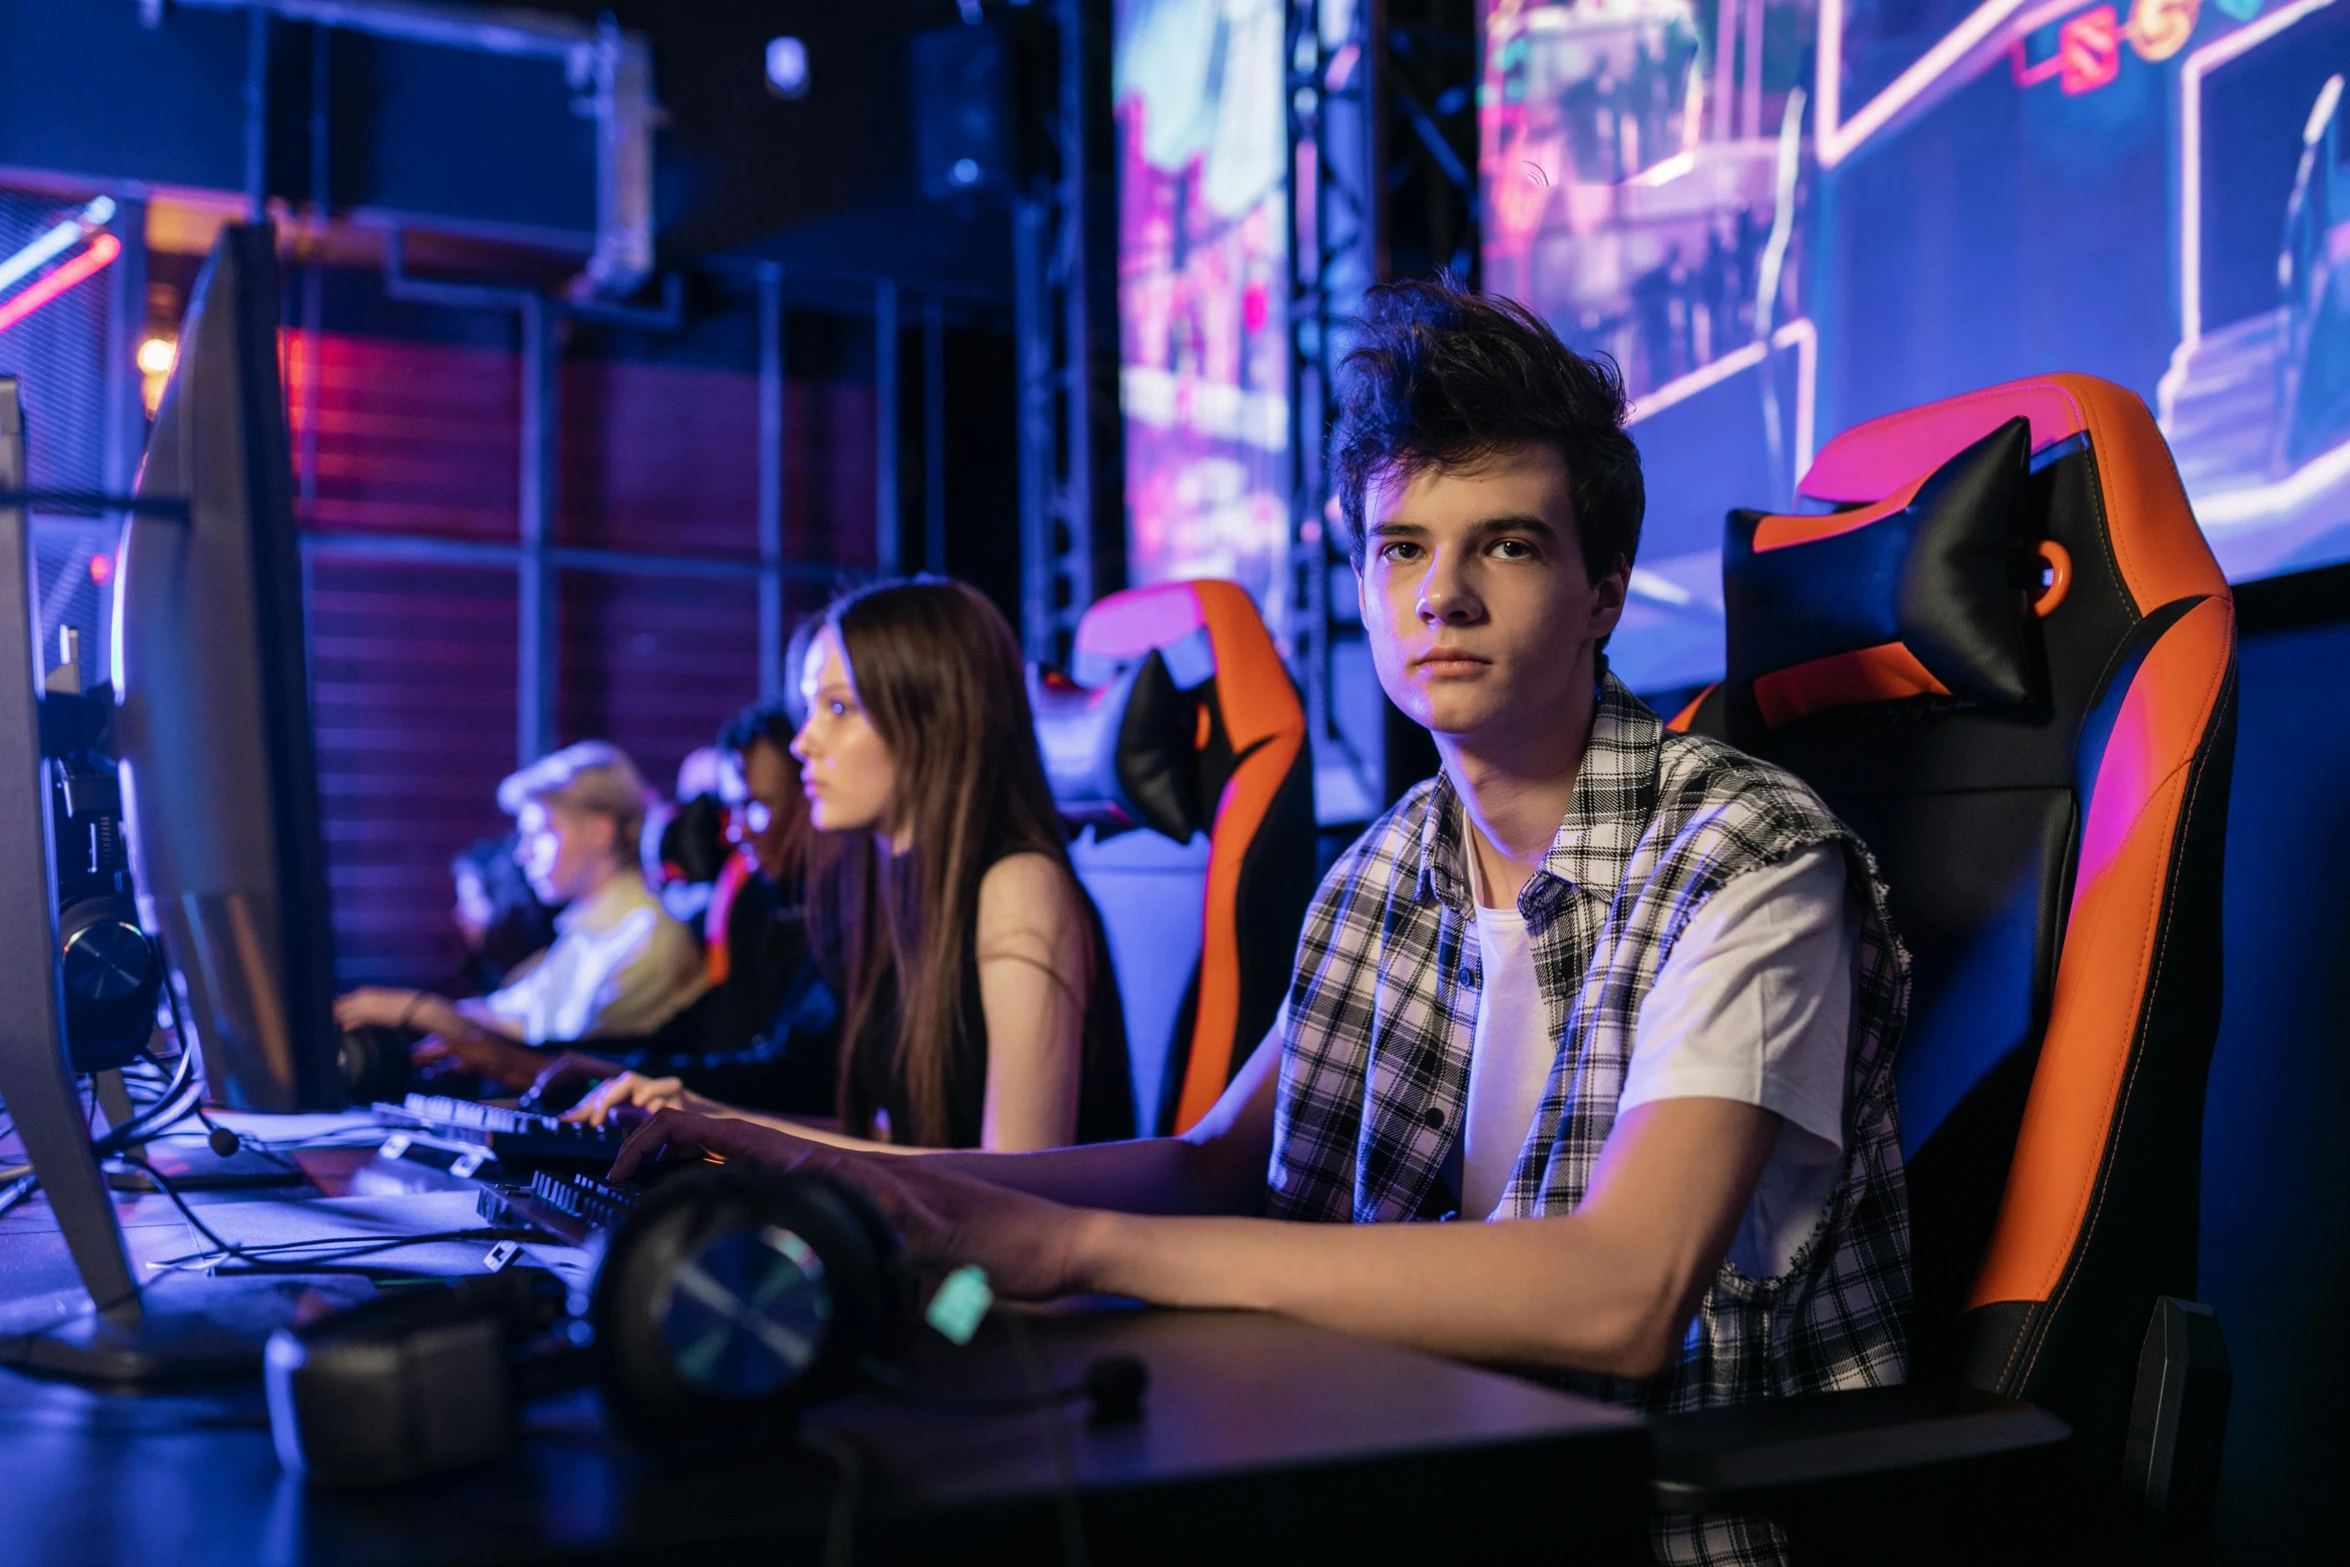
top-left (1043, 580), bottom-right (1316, 1135)
top-left (1673, 374), bottom-right (2237, 1476)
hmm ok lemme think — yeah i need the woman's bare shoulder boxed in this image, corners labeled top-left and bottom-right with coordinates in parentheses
top-left (976, 852), bottom-right (1086, 945)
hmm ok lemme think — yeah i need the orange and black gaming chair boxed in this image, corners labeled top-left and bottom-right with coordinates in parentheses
top-left (1033, 580), bottom-right (1317, 1135)
top-left (1654, 375), bottom-right (2237, 1563)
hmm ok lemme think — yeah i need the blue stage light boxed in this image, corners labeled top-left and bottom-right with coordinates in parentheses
top-left (765, 36), bottom-right (810, 100)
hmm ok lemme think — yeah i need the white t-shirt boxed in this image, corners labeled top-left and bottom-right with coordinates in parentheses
top-left (1458, 839), bottom-right (1859, 1280)
top-left (467, 873), bottom-right (707, 1045)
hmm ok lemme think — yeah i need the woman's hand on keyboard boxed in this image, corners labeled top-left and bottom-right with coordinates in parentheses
top-left (564, 1071), bottom-right (707, 1128)
top-left (606, 1107), bottom-right (828, 1179)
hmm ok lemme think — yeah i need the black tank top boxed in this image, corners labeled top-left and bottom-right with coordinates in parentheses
top-left (845, 870), bottom-right (1132, 1149)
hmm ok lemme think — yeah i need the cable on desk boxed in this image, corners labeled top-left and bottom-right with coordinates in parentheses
top-left (86, 1024), bottom-right (202, 1159)
top-left (116, 1152), bottom-right (259, 1265)
top-left (0, 987), bottom-right (200, 1219)
top-left (150, 1226), bottom-right (547, 1276)
top-left (84, 942), bottom-right (216, 1164)
top-left (0, 1168), bottom-right (36, 1221)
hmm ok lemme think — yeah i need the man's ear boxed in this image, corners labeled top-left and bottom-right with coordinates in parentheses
top-left (1591, 554), bottom-right (1631, 640)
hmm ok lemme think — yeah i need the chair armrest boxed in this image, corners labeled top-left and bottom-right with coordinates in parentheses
top-left (1651, 1383), bottom-right (2073, 1515)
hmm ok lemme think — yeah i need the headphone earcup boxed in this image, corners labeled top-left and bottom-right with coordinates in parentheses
top-left (57, 894), bottom-right (162, 1073)
top-left (590, 1166), bottom-right (907, 1445)
top-left (785, 1170), bottom-right (914, 1363)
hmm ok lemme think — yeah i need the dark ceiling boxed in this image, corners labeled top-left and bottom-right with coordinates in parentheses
top-left (461, 0), bottom-right (1014, 297)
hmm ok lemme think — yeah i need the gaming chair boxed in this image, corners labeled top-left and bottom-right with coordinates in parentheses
top-left (1032, 580), bottom-right (1317, 1136)
top-left (1652, 375), bottom-right (2237, 1564)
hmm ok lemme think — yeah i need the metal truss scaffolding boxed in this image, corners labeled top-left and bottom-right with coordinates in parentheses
top-left (1287, 0), bottom-right (1385, 821)
top-left (1286, 0), bottom-right (1478, 819)
top-left (1015, 0), bottom-right (1124, 671)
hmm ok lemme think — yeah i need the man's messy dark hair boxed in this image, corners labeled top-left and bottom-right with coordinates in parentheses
top-left (1330, 278), bottom-right (1644, 583)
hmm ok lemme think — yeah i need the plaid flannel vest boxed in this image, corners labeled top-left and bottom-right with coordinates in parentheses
top-left (1266, 673), bottom-right (1913, 1425)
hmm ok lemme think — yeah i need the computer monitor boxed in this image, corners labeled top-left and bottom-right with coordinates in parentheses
top-left (0, 223), bottom-right (345, 1378)
top-left (114, 221), bottom-right (343, 1113)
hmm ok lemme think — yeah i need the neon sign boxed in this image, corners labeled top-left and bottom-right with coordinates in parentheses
top-left (2009, 0), bottom-right (2205, 94)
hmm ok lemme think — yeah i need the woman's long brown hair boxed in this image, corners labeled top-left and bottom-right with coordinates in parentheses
top-left (808, 578), bottom-right (1092, 1146)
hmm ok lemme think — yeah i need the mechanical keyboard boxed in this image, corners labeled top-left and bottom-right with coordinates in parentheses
top-left (374, 1092), bottom-right (629, 1177)
top-left (475, 1169), bottom-right (646, 1245)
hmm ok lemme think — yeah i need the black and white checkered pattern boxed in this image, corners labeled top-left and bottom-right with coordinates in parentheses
top-left (1265, 674), bottom-right (1913, 1567)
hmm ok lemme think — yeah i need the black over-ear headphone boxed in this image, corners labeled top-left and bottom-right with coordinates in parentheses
top-left (269, 1166), bottom-right (912, 1486)
top-left (592, 1162), bottom-right (911, 1443)
top-left (268, 1165), bottom-right (1147, 1488)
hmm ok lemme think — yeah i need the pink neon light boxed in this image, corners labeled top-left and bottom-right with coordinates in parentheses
top-left (2071, 667), bottom-right (2160, 918)
top-left (1799, 381), bottom-right (2089, 504)
top-left (0, 232), bottom-right (121, 337)
top-left (2058, 7), bottom-right (2121, 95)
top-left (2009, 42), bottom-right (2067, 88)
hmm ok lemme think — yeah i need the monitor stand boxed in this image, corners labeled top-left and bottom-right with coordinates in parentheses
top-left (0, 1273), bottom-right (368, 1383)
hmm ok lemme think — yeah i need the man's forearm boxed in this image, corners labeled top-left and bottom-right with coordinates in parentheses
top-left (1040, 1098), bottom-right (1780, 1376)
top-left (919, 1025), bottom-right (1285, 1214)
top-left (1067, 1208), bottom-right (1676, 1376)
top-left (925, 1134), bottom-right (1263, 1216)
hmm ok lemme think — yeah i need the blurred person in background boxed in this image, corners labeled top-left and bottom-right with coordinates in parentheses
top-left (642, 745), bottom-right (728, 928)
top-left (520, 684), bottom-right (845, 1114)
top-left (443, 834), bottom-right (556, 997)
top-left (577, 578), bottom-right (1131, 1150)
top-left (333, 740), bottom-right (706, 1081)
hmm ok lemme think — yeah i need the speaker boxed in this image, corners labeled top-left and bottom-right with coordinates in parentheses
top-left (912, 23), bottom-right (1025, 200)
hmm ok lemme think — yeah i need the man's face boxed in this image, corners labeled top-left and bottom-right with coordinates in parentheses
top-left (1357, 444), bottom-right (1627, 747)
top-left (514, 799), bottom-right (611, 906)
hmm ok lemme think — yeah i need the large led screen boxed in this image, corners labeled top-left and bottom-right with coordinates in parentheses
top-left (1114, 0), bottom-right (1291, 617)
top-left (1482, 0), bottom-right (2350, 694)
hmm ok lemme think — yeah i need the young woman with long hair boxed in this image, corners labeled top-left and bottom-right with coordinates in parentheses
top-left (575, 578), bottom-right (1132, 1150)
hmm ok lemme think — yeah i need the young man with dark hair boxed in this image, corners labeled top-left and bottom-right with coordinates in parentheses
top-left (615, 280), bottom-right (1911, 1564)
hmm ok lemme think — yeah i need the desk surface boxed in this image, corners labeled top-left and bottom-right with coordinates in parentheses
top-left (0, 1128), bottom-right (1650, 1566)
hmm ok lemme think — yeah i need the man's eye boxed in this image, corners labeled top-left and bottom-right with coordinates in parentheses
top-left (1492, 538), bottom-right (1534, 559)
top-left (829, 700), bottom-right (849, 717)
top-left (1378, 541), bottom-right (1421, 562)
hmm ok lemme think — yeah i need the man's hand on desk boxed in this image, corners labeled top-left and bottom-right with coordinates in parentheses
top-left (409, 1022), bottom-right (547, 1090)
top-left (334, 985), bottom-right (458, 1035)
top-left (525, 1052), bottom-right (631, 1113)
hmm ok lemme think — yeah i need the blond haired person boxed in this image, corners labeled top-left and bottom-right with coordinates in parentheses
top-left (334, 741), bottom-right (705, 1086)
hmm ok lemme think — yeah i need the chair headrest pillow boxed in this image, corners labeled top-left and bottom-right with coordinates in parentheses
top-left (1724, 417), bottom-right (2050, 729)
top-left (1032, 649), bottom-right (1204, 843)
